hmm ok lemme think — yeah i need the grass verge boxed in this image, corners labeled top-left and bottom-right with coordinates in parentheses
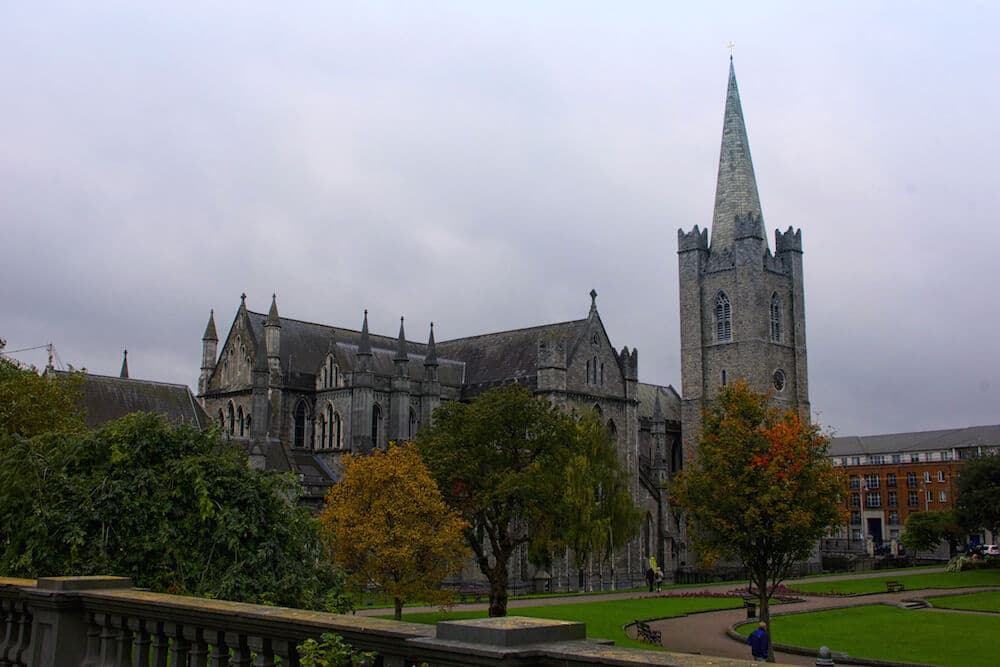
top-left (390, 596), bottom-right (743, 650)
top-left (788, 569), bottom-right (1000, 595)
top-left (736, 605), bottom-right (1000, 667)
top-left (928, 590), bottom-right (1000, 612)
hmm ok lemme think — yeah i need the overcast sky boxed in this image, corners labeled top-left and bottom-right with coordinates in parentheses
top-left (2, 2), bottom-right (998, 437)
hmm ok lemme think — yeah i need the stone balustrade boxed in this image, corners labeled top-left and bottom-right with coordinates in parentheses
top-left (0, 576), bottom-right (772, 666)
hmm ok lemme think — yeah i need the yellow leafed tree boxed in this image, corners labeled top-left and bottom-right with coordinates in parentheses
top-left (319, 442), bottom-right (469, 619)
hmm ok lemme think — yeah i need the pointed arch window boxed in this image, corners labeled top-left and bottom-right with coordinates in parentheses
top-left (218, 409), bottom-right (225, 430)
top-left (237, 406), bottom-right (245, 436)
top-left (593, 356), bottom-right (599, 384)
top-left (318, 414), bottom-right (327, 449)
top-left (715, 291), bottom-right (732, 342)
top-left (294, 401), bottom-right (307, 448)
top-left (607, 419), bottom-right (617, 440)
top-left (409, 408), bottom-right (418, 440)
top-left (586, 359), bottom-right (591, 385)
top-left (770, 293), bottom-right (782, 343)
top-left (245, 414), bottom-right (252, 436)
top-left (371, 404), bottom-right (382, 449)
top-left (333, 411), bottom-right (342, 449)
top-left (325, 404), bottom-right (335, 449)
top-left (227, 402), bottom-right (235, 435)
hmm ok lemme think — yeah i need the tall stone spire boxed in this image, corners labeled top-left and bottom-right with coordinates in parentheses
top-left (358, 310), bottom-right (372, 357)
top-left (395, 316), bottom-right (408, 362)
top-left (424, 322), bottom-right (438, 367)
top-left (710, 58), bottom-right (765, 252)
top-left (119, 349), bottom-right (129, 379)
top-left (202, 309), bottom-right (218, 342)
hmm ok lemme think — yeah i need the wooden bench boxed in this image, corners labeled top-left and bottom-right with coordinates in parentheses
top-left (633, 620), bottom-right (662, 645)
top-left (457, 588), bottom-right (488, 603)
top-left (886, 581), bottom-right (905, 593)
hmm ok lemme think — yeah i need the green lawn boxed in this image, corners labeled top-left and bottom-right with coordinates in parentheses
top-left (391, 597), bottom-right (743, 650)
top-left (788, 569), bottom-right (1000, 594)
top-left (929, 590), bottom-right (1000, 612)
top-left (737, 605), bottom-right (1000, 667)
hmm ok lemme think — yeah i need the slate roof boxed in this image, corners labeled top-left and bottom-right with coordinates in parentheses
top-left (58, 371), bottom-right (210, 430)
top-left (436, 319), bottom-right (589, 397)
top-left (245, 312), bottom-right (466, 389)
top-left (829, 424), bottom-right (1000, 457)
top-left (636, 382), bottom-right (682, 423)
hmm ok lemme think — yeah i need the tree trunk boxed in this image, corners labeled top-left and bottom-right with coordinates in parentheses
top-left (488, 564), bottom-right (509, 617)
top-left (394, 597), bottom-right (403, 621)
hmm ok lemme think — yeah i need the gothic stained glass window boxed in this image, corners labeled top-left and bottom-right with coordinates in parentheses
top-left (715, 292), bottom-right (732, 342)
top-left (294, 401), bottom-right (307, 448)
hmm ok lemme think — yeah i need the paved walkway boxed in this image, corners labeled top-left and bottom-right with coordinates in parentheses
top-left (358, 568), bottom-right (996, 666)
top-left (649, 586), bottom-right (998, 666)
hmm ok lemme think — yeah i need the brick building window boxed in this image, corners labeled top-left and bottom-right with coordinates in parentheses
top-left (937, 471), bottom-right (945, 482)
top-left (850, 511), bottom-right (861, 525)
top-left (941, 451), bottom-right (952, 461)
top-left (925, 490), bottom-right (933, 504)
top-left (888, 511), bottom-right (899, 525)
top-left (911, 454), bottom-right (920, 463)
top-left (850, 493), bottom-right (860, 508)
top-left (923, 471), bottom-right (931, 483)
top-left (865, 493), bottom-right (881, 508)
top-left (887, 473), bottom-right (897, 487)
top-left (715, 292), bottom-right (732, 342)
top-left (849, 475), bottom-right (860, 489)
top-left (864, 474), bottom-right (880, 489)
top-left (907, 472), bottom-right (917, 487)
top-left (770, 293), bottom-right (782, 342)
top-left (939, 491), bottom-right (947, 503)
top-left (888, 491), bottom-right (897, 507)
top-left (891, 454), bottom-right (901, 464)
top-left (871, 455), bottom-right (885, 464)
top-left (908, 491), bottom-right (918, 507)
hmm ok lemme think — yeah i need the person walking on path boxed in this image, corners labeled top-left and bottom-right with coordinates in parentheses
top-left (644, 566), bottom-right (655, 592)
top-left (747, 621), bottom-right (769, 663)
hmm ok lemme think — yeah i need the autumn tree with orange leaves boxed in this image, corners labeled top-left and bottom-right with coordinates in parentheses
top-left (671, 382), bottom-right (845, 637)
top-left (319, 442), bottom-right (468, 620)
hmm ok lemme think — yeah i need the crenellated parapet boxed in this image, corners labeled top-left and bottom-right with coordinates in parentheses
top-left (677, 225), bottom-right (709, 252)
top-left (775, 226), bottom-right (802, 253)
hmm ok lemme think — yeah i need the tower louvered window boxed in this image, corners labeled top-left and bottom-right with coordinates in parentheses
top-left (770, 293), bottom-right (782, 342)
top-left (715, 292), bottom-right (732, 342)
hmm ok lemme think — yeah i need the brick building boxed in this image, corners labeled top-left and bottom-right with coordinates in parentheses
top-left (826, 425), bottom-right (1000, 555)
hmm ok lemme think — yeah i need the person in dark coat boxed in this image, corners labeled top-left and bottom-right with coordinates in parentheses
top-left (644, 567), bottom-right (655, 592)
top-left (747, 621), bottom-right (769, 662)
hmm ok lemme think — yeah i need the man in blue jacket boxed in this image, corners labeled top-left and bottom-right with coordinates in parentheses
top-left (747, 621), bottom-right (770, 662)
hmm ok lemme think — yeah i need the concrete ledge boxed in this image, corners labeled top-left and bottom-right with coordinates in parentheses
top-left (36, 576), bottom-right (133, 591)
top-left (436, 615), bottom-right (586, 646)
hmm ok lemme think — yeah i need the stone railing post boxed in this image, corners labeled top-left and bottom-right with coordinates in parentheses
top-left (22, 576), bottom-right (132, 667)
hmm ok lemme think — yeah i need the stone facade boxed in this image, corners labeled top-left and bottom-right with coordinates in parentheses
top-left (199, 290), bottom-right (682, 591)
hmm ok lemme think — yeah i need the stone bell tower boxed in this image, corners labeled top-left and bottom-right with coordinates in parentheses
top-left (678, 58), bottom-right (811, 460)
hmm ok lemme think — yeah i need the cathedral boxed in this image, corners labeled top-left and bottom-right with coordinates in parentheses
top-left (197, 58), bottom-right (809, 588)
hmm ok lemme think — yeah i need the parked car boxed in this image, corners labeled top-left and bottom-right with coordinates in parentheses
top-left (984, 545), bottom-right (1000, 556)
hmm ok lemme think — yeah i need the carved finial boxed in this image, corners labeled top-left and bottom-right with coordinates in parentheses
top-left (590, 289), bottom-right (598, 309)
top-left (240, 293), bottom-right (247, 305)
top-left (727, 41), bottom-right (735, 58)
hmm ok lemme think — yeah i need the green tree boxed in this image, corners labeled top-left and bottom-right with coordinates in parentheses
top-left (0, 358), bottom-right (84, 437)
top-left (670, 382), bottom-right (845, 643)
top-left (561, 414), bottom-right (641, 590)
top-left (418, 385), bottom-right (627, 616)
top-left (902, 511), bottom-right (963, 556)
top-left (0, 412), bottom-right (347, 611)
top-left (319, 443), bottom-right (468, 620)
top-left (955, 452), bottom-right (1000, 541)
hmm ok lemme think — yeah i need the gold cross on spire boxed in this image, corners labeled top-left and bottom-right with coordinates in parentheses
top-left (727, 41), bottom-right (736, 57)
